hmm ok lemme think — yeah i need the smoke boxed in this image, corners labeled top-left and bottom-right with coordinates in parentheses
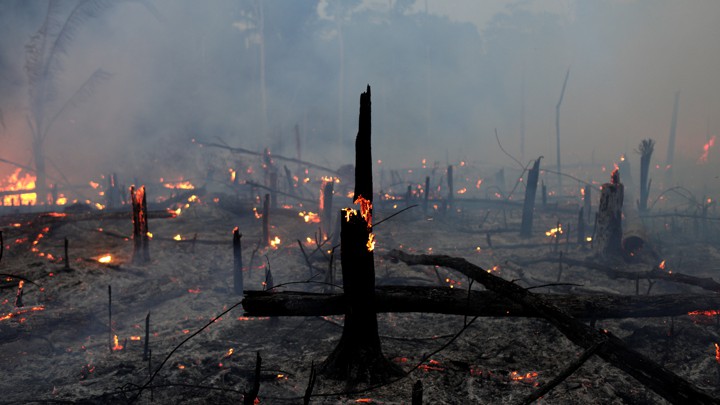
top-left (0, 0), bottom-right (718, 191)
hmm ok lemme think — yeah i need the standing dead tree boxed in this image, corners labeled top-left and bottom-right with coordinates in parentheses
top-left (320, 85), bottom-right (402, 384)
top-left (637, 139), bottom-right (655, 212)
top-left (555, 67), bottom-right (570, 194)
top-left (595, 169), bottom-right (623, 256)
top-left (520, 157), bottom-right (542, 238)
top-left (131, 186), bottom-right (150, 264)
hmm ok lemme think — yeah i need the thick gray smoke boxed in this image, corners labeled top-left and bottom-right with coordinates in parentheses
top-left (0, 0), bottom-right (719, 191)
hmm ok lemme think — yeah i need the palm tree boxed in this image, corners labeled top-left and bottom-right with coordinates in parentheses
top-left (24, 0), bottom-right (157, 204)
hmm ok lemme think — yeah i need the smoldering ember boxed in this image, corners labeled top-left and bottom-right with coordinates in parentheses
top-left (2, 2), bottom-right (720, 405)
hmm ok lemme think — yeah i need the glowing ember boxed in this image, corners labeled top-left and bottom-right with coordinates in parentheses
top-left (699, 135), bottom-right (716, 163)
top-left (510, 371), bottom-right (539, 383)
top-left (658, 260), bottom-right (666, 270)
top-left (545, 225), bottom-right (563, 237)
top-left (299, 211), bottom-right (320, 223)
top-left (130, 336), bottom-right (141, 341)
top-left (173, 234), bottom-right (182, 241)
top-left (475, 179), bottom-right (483, 189)
top-left (112, 335), bottom-right (123, 351)
top-left (188, 288), bottom-right (201, 294)
top-left (0, 169), bottom-right (37, 205)
top-left (355, 399), bottom-right (373, 403)
top-left (89, 181), bottom-right (100, 189)
top-left (146, 232), bottom-right (153, 239)
top-left (225, 348), bottom-right (234, 357)
top-left (269, 236), bottom-right (281, 248)
top-left (98, 254), bottom-right (112, 264)
top-left (457, 187), bottom-right (467, 194)
top-left (0, 305), bottom-right (45, 322)
top-left (715, 343), bottom-right (720, 364)
top-left (164, 180), bottom-right (195, 190)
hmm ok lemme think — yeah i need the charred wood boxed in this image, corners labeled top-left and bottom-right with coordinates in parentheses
top-left (388, 249), bottom-right (718, 404)
top-left (520, 157), bottom-right (542, 238)
top-left (243, 287), bottom-right (720, 319)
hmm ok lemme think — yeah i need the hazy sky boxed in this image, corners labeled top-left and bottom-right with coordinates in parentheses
top-left (1, 0), bottom-right (719, 193)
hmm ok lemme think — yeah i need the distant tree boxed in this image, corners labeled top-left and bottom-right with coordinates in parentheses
top-left (24, 0), bottom-right (157, 203)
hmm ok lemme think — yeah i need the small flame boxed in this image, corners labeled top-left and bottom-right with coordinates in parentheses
top-left (98, 254), bottom-right (112, 264)
top-left (173, 234), bottom-right (182, 241)
top-left (475, 179), bottom-right (483, 189)
top-left (112, 335), bottom-right (123, 351)
top-left (457, 187), bottom-right (467, 194)
top-left (225, 348), bottom-right (234, 357)
top-left (545, 225), bottom-right (563, 237)
top-left (367, 233), bottom-right (375, 252)
top-left (659, 260), bottom-right (666, 270)
top-left (89, 181), bottom-right (100, 189)
top-left (354, 195), bottom-right (373, 227)
top-left (270, 236), bottom-right (281, 248)
top-left (164, 181), bottom-right (195, 190)
top-left (715, 343), bottom-right (720, 364)
top-left (299, 211), bottom-right (320, 223)
top-left (130, 336), bottom-right (141, 341)
top-left (146, 232), bottom-right (153, 239)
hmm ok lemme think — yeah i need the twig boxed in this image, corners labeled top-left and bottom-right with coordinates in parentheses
top-left (129, 300), bottom-right (244, 403)
top-left (520, 340), bottom-right (604, 404)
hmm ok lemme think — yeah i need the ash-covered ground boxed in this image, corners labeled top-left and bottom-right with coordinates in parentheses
top-left (1, 172), bottom-right (720, 404)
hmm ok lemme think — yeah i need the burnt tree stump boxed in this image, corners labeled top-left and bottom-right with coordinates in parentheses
top-left (320, 84), bottom-right (401, 384)
top-left (596, 169), bottom-right (624, 256)
top-left (131, 186), bottom-right (150, 264)
top-left (233, 227), bottom-right (243, 295)
top-left (520, 157), bottom-right (542, 238)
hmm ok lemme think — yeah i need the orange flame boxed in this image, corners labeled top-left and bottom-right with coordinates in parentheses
top-left (699, 136), bottom-right (716, 163)
top-left (659, 260), bottom-right (666, 270)
top-left (270, 236), bottom-right (281, 249)
top-left (366, 233), bottom-right (375, 252)
top-left (354, 195), bottom-right (373, 227)
top-left (299, 211), bottom-right (320, 223)
top-left (715, 343), bottom-right (720, 364)
top-left (545, 225), bottom-right (563, 237)
top-left (0, 305), bottom-right (45, 322)
top-left (112, 335), bottom-right (123, 351)
top-left (1, 169), bottom-right (37, 205)
top-left (98, 254), bottom-right (112, 264)
top-left (164, 180), bottom-right (195, 190)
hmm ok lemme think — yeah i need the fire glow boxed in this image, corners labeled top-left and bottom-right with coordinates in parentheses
top-left (163, 180), bottom-right (195, 190)
top-left (699, 135), bottom-right (716, 163)
top-left (97, 254), bottom-right (112, 264)
top-left (299, 211), bottom-right (320, 223)
top-left (0, 169), bottom-right (37, 206)
top-left (112, 335), bottom-right (123, 351)
top-left (545, 225), bottom-right (563, 237)
top-left (0, 305), bottom-right (45, 322)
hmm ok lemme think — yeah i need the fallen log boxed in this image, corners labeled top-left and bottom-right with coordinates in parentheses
top-left (387, 249), bottom-right (718, 405)
top-left (243, 287), bottom-right (720, 319)
top-left (518, 256), bottom-right (720, 293)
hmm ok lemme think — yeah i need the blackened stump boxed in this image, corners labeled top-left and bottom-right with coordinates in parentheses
top-left (131, 186), bottom-right (150, 264)
top-left (233, 228), bottom-right (243, 295)
top-left (520, 157), bottom-right (542, 238)
top-left (596, 170), bottom-right (624, 256)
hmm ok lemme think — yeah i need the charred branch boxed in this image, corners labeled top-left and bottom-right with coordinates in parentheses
top-left (387, 249), bottom-right (719, 404)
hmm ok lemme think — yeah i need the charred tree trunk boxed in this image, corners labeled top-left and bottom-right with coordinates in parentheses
top-left (577, 207), bottom-right (585, 244)
top-left (520, 157), bottom-right (542, 238)
top-left (321, 179), bottom-right (334, 239)
top-left (638, 139), bottom-right (655, 212)
top-left (595, 170), bottom-right (624, 256)
top-left (131, 186), bottom-right (150, 264)
top-left (320, 85), bottom-right (401, 384)
top-left (233, 228), bottom-right (243, 295)
top-left (243, 287), bottom-right (720, 320)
